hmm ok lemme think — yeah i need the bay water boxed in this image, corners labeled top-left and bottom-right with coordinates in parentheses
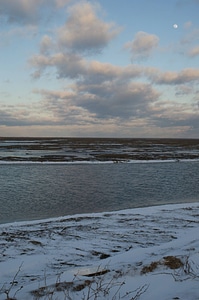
top-left (0, 161), bottom-right (199, 224)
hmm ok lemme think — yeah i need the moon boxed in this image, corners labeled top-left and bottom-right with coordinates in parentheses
top-left (173, 24), bottom-right (178, 29)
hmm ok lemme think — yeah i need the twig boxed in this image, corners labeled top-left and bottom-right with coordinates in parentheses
top-left (3, 262), bottom-right (23, 300)
top-left (121, 284), bottom-right (149, 300)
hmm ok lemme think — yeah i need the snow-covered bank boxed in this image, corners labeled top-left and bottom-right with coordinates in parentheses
top-left (0, 203), bottom-right (199, 299)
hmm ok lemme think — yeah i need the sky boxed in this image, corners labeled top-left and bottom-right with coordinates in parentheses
top-left (0, 0), bottom-right (199, 138)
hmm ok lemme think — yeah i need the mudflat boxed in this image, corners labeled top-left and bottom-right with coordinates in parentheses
top-left (0, 137), bottom-right (199, 162)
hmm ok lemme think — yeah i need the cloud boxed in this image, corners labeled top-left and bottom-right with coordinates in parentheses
top-left (150, 68), bottom-right (199, 85)
top-left (34, 89), bottom-right (97, 126)
top-left (35, 79), bottom-right (160, 124)
top-left (74, 81), bottom-right (160, 119)
top-left (29, 1), bottom-right (122, 77)
top-left (147, 99), bottom-right (199, 136)
top-left (29, 38), bottom-right (199, 134)
top-left (0, 101), bottom-right (64, 127)
top-left (57, 1), bottom-right (120, 54)
top-left (180, 28), bottom-right (199, 45)
top-left (175, 85), bottom-right (193, 96)
top-left (153, 112), bottom-right (199, 130)
top-left (32, 52), bottom-right (160, 122)
top-left (179, 26), bottom-right (199, 60)
top-left (0, 0), bottom-right (71, 25)
top-left (0, 107), bottom-right (34, 126)
top-left (0, 25), bottom-right (38, 47)
top-left (30, 48), bottom-right (144, 80)
top-left (184, 21), bottom-right (193, 29)
top-left (40, 35), bottom-right (54, 55)
top-left (124, 31), bottom-right (159, 61)
top-left (24, 1), bottom-right (199, 138)
top-left (188, 45), bottom-right (199, 57)
top-left (30, 52), bottom-right (88, 79)
top-left (32, 80), bottom-right (199, 138)
top-left (55, 0), bottom-right (72, 8)
top-left (1, 81), bottom-right (199, 137)
top-left (0, 0), bottom-right (43, 24)
top-left (87, 61), bottom-right (142, 84)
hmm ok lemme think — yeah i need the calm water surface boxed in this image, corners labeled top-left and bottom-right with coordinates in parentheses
top-left (0, 161), bottom-right (199, 224)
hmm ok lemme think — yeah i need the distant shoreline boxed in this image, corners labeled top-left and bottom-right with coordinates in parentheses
top-left (1, 137), bottom-right (199, 163)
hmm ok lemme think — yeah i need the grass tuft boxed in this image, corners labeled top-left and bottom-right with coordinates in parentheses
top-left (141, 255), bottom-right (184, 275)
top-left (163, 256), bottom-right (183, 269)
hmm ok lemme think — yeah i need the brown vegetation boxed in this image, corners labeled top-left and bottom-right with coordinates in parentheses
top-left (141, 256), bottom-right (184, 274)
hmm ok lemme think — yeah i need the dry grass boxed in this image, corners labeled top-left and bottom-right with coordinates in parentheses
top-left (1, 264), bottom-right (147, 300)
top-left (141, 261), bottom-right (159, 274)
top-left (141, 256), bottom-right (184, 274)
top-left (163, 256), bottom-right (183, 269)
top-left (1, 254), bottom-right (197, 299)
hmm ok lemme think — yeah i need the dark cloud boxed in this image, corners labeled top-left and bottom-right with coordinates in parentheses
top-left (147, 100), bottom-right (199, 132)
top-left (0, 0), bottom-right (43, 24)
top-left (34, 79), bottom-right (160, 124)
top-left (72, 81), bottom-right (159, 119)
top-left (153, 114), bottom-right (199, 129)
top-left (0, 0), bottom-right (71, 25)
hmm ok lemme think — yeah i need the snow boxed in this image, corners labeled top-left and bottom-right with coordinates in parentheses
top-left (0, 202), bottom-right (199, 300)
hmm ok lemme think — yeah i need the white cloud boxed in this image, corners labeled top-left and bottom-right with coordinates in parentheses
top-left (57, 1), bottom-right (120, 54)
top-left (150, 68), bottom-right (199, 85)
top-left (124, 31), bottom-right (159, 61)
top-left (29, 1), bottom-right (122, 78)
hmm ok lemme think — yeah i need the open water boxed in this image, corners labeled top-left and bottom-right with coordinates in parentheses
top-left (0, 161), bottom-right (199, 224)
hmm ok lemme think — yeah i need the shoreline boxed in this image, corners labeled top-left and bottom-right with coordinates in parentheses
top-left (1, 201), bottom-right (198, 228)
top-left (0, 158), bottom-right (199, 164)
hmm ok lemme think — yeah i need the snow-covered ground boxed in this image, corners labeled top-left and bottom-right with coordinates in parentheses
top-left (0, 202), bottom-right (199, 300)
